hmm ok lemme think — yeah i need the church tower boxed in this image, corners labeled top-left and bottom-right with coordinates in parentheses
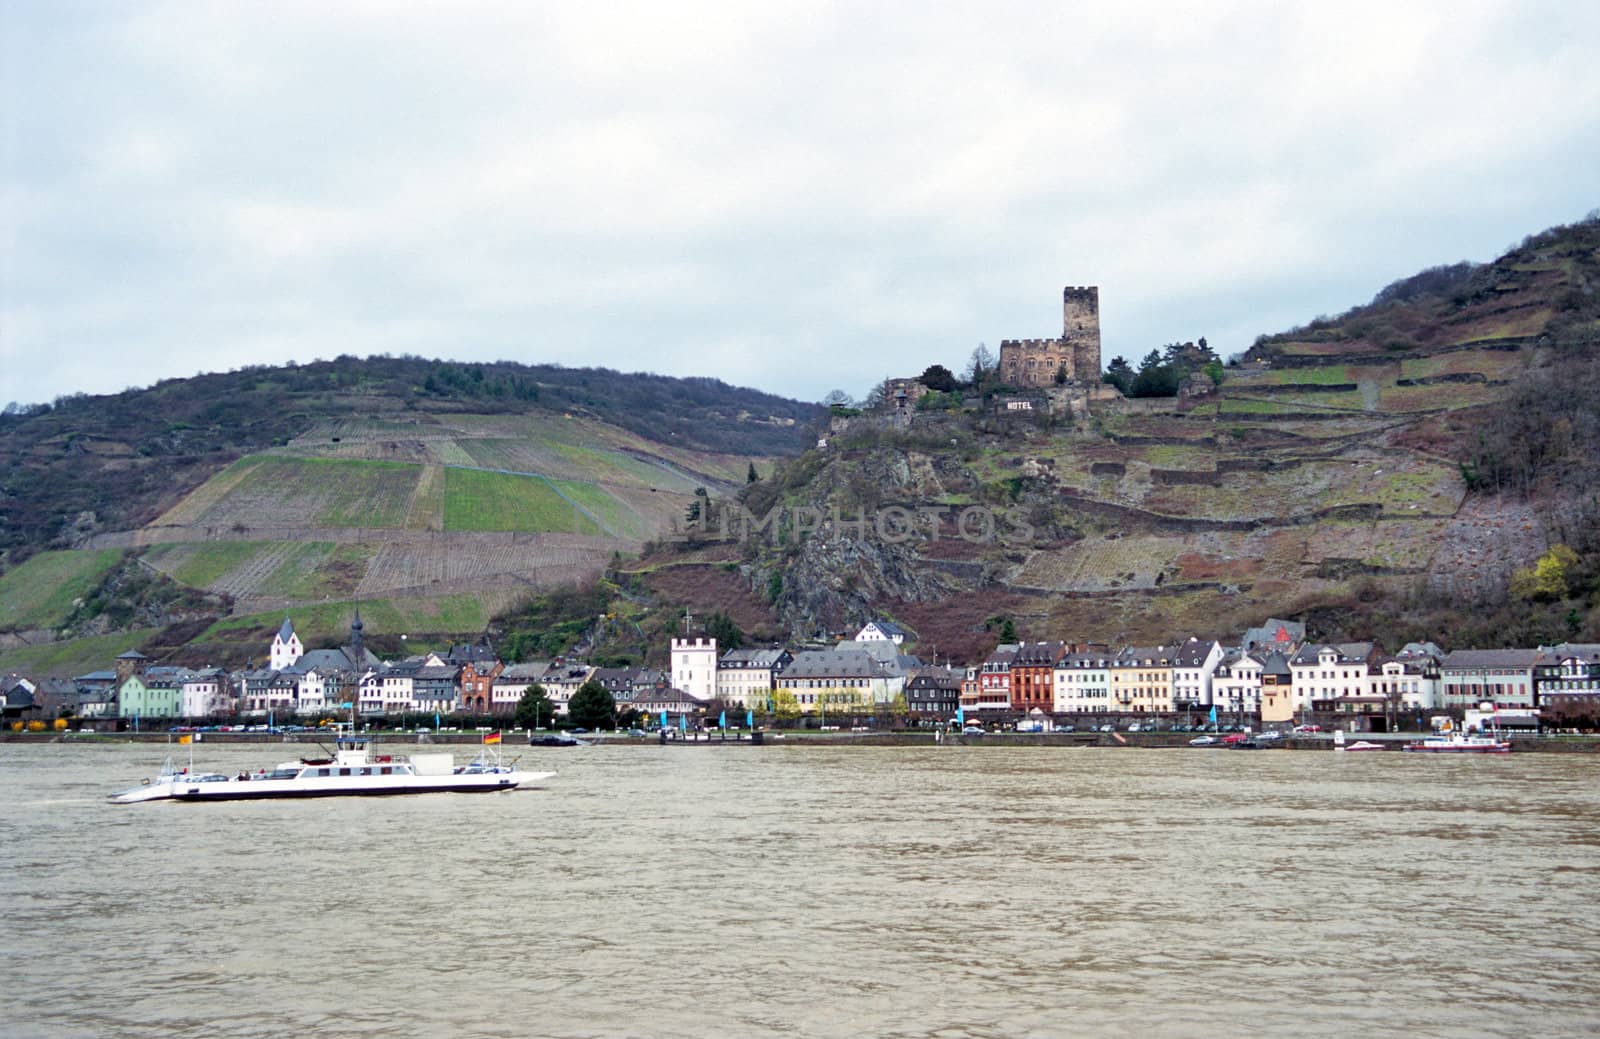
top-left (349, 608), bottom-right (365, 665)
top-left (270, 617), bottom-right (303, 671)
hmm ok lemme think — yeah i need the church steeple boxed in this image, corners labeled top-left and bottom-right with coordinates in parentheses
top-left (349, 607), bottom-right (365, 663)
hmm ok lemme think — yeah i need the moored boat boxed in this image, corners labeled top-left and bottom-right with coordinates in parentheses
top-left (1339, 740), bottom-right (1387, 752)
top-left (111, 730), bottom-right (552, 803)
top-left (1401, 732), bottom-right (1512, 754)
top-left (529, 732), bottom-right (591, 747)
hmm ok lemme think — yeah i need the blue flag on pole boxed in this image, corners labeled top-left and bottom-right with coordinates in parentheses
top-left (660, 710), bottom-right (667, 729)
top-left (719, 709), bottom-right (727, 729)
top-left (1209, 705), bottom-right (1218, 725)
top-left (957, 705), bottom-right (965, 726)
top-left (435, 712), bottom-right (441, 730)
top-left (679, 713), bottom-right (687, 732)
top-left (746, 709), bottom-right (753, 729)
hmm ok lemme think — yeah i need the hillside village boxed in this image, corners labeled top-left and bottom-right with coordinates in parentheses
top-left (5, 608), bottom-right (1597, 734)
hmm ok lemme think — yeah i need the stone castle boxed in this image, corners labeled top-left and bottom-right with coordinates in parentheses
top-left (998, 286), bottom-right (1101, 389)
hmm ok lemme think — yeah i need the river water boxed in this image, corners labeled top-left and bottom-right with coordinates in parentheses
top-left (2, 740), bottom-right (1597, 1039)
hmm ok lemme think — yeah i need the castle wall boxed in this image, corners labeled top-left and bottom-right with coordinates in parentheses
top-left (997, 286), bottom-right (1101, 389)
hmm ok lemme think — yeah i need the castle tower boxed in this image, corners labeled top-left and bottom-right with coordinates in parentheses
top-left (671, 637), bottom-right (718, 703)
top-left (1062, 286), bottom-right (1101, 382)
top-left (997, 285), bottom-right (1101, 388)
top-left (115, 649), bottom-right (147, 683)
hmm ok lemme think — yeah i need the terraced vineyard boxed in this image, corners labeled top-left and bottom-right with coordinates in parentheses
top-left (0, 549), bottom-right (124, 632)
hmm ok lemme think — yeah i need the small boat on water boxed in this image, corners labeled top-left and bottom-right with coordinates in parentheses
top-left (529, 732), bottom-right (591, 747)
top-left (1339, 740), bottom-right (1388, 752)
top-left (1401, 732), bottom-right (1512, 754)
top-left (111, 730), bottom-right (551, 803)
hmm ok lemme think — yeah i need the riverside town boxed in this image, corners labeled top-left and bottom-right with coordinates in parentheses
top-left (7, 612), bottom-right (1596, 748)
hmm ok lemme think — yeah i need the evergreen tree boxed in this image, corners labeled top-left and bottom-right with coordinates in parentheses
top-left (1103, 357), bottom-right (1135, 394)
top-left (567, 680), bottom-right (617, 730)
top-left (514, 685), bottom-right (555, 729)
top-left (705, 610), bottom-right (745, 651)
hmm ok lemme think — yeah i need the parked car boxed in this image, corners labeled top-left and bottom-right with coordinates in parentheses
top-left (1189, 735), bottom-right (1220, 747)
top-left (1098, 724), bottom-right (1114, 732)
top-left (1256, 730), bottom-right (1286, 743)
top-left (1293, 724), bottom-right (1322, 733)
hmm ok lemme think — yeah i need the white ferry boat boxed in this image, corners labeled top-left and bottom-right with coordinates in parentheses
top-left (111, 731), bottom-right (551, 803)
top-left (1401, 732), bottom-right (1512, 754)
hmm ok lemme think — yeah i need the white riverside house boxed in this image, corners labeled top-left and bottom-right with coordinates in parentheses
top-left (1212, 651), bottom-right (1264, 716)
top-left (1052, 650), bottom-right (1112, 713)
top-left (372, 658), bottom-right (423, 715)
top-left (1535, 643), bottom-right (1600, 709)
top-left (1170, 638), bottom-right (1224, 709)
top-left (493, 662), bottom-right (552, 715)
top-left (671, 638), bottom-right (719, 703)
top-left (1440, 649), bottom-right (1541, 709)
top-left (540, 662), bottom-right (596, 716)
top-left (1289, 643), bottom-right (1378, 712)
top-left (1372, 643), bottom-right (1445, 712)
top-left (715, 648), bottom-right (792, 710)
top-left (169, 667), bottom-right (228, 718)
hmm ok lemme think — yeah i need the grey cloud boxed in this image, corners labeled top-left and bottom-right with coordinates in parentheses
top-left (3, 2), bottom-right (1598, 408)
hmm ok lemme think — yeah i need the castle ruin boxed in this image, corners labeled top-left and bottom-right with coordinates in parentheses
top-left (998, 286), bottom-right (1101, 389)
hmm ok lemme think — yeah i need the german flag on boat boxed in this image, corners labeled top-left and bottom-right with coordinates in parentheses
top-left (483, 731), bottom-right (502, 745)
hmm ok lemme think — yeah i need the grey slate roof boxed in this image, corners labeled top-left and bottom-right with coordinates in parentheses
top-left (1171, 639), bottom-right (1219, 668)
top-left (1241, 619), bottom-right (1304, 651)
top-left (498, 662), bottom-right (552, 683)
top-left (784, 650), bottom-right (884, 680)
top-left (1291, 642), bottom-right (1377, 666)
top-left (719, 648), bottom-right (790, 669)
top-left (277, 617), bottom-right (295, 641)
top-left (1441, 649), bottom-right (1542, 670)
top-left (1013, 641), bottom-right (1066, 667)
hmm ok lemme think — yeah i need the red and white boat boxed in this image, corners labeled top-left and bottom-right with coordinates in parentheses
top-left (1401, 732), bottom-right (1511, 754)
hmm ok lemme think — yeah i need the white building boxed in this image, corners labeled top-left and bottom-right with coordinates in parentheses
top-left (854, 621), bottom-right (907, 646)
top-left (269, 618), bottom-right (303, 671)
top-left (1440, 649), bottom-right (1540, 710)
top-left (1170, 638), bottom-right (1225, 708)
top-left (715, 648), bottom-right (791, 709)
top-left (1372, 643), bottom-right (1445, 711)
top-left (1053, 650), bottom-right (1113, 714)
top-left (181, 668), bottom-right (230, 718)
top-left (1212, 651), bottom-right (1264, 716)
top-left (671, 638), bottom-right (718, 703)
top-left (541, 662), bottom-right (595, 716)
top-left (493, 662), bottom-right (552, 716)
top-left (1289, 643), bottom-right (1378, 711)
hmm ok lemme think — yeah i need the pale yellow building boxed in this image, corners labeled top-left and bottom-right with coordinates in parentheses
top-left (1110, 645), bottom-right (1177, 714)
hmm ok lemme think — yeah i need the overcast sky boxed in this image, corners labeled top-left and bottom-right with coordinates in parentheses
top-left (3, 1), bottom-right (1597, 409)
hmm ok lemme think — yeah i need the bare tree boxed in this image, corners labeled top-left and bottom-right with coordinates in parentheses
top-left (964, 343), bottom-right (996, 386)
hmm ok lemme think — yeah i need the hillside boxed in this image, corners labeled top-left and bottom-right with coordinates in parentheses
top-left (4, 216), bottom-right (1596, 675)
top-left (0, 358), bottom-right (821, 670)
top-left (629, 213), bottom-right (1600, 660)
